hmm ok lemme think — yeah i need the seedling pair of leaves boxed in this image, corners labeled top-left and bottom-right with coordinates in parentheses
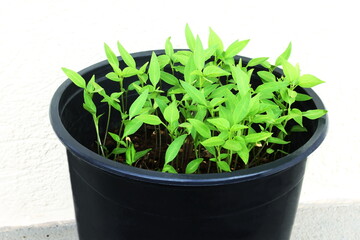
top-left (62, 24), bottom-right (327, 174)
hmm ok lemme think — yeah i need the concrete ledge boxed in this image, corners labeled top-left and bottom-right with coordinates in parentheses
top-left (291, 202), bottom-right (360, 240)
top-left (1, 203), bottom-right (359, 240)
top-left (0, 221), bottom-right (77, 240)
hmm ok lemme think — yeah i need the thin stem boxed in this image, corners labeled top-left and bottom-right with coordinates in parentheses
top-left (207, 160), bottom-right (211, 173)
top-left (154, 125), bottom-right (159, 164)
top-left (216, 147), bottom-right (221, 173)
top-left (158, 125), bottom-right (162, 164)
top-left (227, 150), bottom-right (233, 166)
top-left (120, 78), bottom-right (125, 111)
top-left (114, 114), bottom-right (125, 160)
top-left (249, 143), bottom-right (267, 167)
top-left (102, 104), bottom-right (112, 147)
top-left (93, 115), bottom-right (105, 157)
top-left (182, 139), bottom-right (188, 171)
top-left (234, 154), bottom-right (239, 170)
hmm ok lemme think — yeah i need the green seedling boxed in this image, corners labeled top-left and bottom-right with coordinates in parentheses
top-left (62, 24), bottom-right (327, 174)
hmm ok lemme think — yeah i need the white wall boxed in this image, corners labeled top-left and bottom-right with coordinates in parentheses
top-left (1, 0), bottom-right (359, 227)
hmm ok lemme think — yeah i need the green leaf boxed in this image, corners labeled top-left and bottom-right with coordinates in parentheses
top-left (122, 118), bottom-right (143, 137)
top-left (106, 72), bottom-right (121, 82)
top-left (160, 71), bottom-right (179, 85)
top-left (219, 106), bottom-right (233, 125)
top-left (230, 124), bottom-right (248, 132)
top-left (252, 114), bottom-right (275, 124)
top-left (230, 65), bottom-right (250, 97)
top-left (258, 100), bottom-right (278, 113)
top-left (117, 41), bottom-right (136, 68)
top-left (62, 68), bottom-right (86, 89)
top-left (154, 96), bottom-right (169, 114)
top-left (276, 42), bottom-right (292, 66)
top-left (125, 143), bottom-right (136, 165)
top-left (188, 118), bottom-right (211, 138)
top-left (290, 125), bottom-right (308, 132)
top-left (185, 158), bottom-right (203, 174)
top-left (122, 67), bottom-right (139, 77)
top-left (282, 60), bottom-right (300, 84)
top-left (194, 36), bottom-right (205, 70)
top-left (203, 84), bottom-right (219, 97)
top-left (111, 147), bottom-right (127, 155)
top-left (129, 82), bottom-right (142, 92)
top-left (280, 88), bottom-right (297, 105)
top-left (217, 161), bottom-right (231, 172)
top-left (257, 71), bottom-right (276, 82)
top-left (164, 101), bottom-right (179, 124)
top-left (149, 52), bottom-right (160, 86)
top-left (83, 91), bottom-right (96, 114)
top-left (138, 73), bottom-right (148, 84)
top-left (268, 137), bottom-right (290, 145)
top-left (194, 106), bottom-right (207, 122)
top-left (195, 105), bottom-right (208, 122)
top-left (172, 51), bottom-right (190, 65)
top-left (139, 62), bottom-right (149, 73)
top-left (233, 92), bottom-right (251, 124)
top-left (223, 139), bottom-right (242, 152)
top-left (185, 24), bottom-right (196, 51)
top-left (158, 55), bottom-right (170, 68)
top-left (288, 89), bottom-right (297, 98)
top-left (86, 75), bottom-right (100, 93)
top-left (135, 114), bottom-right (162, 125)
top-left (104, 43), bottom-right (119, 68)
top-left (108, 132), bottom-right (121, 143)
top-left (164, 134), bottom-right (188, 165)
top-left (201, 137), bottom-right (225, 147)
top-left (303, 109), bottom-right (327, 120)
top-left (248, 94), bottom-right (260, 115)
top-left (266, 148), bottom-right (275, 154)
top-left (218, 131), bottom-right (229, 140)
top-left (203, 65), bottom-right (230, 77)
top-left (180, 81), bottom-right (207, 106)
top-left (288, 108), bottom-right (303, 126)
top-left (255, 81), bottom-right (289, 94)
top-left (179, 122), bottom-right (192, 133)
top-left (134, 148), bottom-right (151, 161)
top-left (209, 97), bottom-right (227, 108)
top-left (273, 115), bottom-right (287, 125)
top-left (247, 57), bottom-right (269, 67)
top-left (275, 124), bottom-right (287, 134)
top-left (184, 55), bottom-right (197, 83)
top-left (209, 85), bottom-right (233, 98)
top-left (207, 118), bottom-right (230, 131)
top-left (296, 93), bottom-right (313, 101)
top-left (245, 132), bottom-right (272, 143)
top-left (129, 90), bottom-right (149, 119)
top-left (208, 27), bottom-right (224, 54)
top-left (298, 74), bottom-right (325, 88)
top-left (111, 92), bottom-right (123, 99)
top-left (165, 37), bottom-right (174, 57)
top-left (224, 39), bottom-right (250, 58)
top-left (204, 45), bottom-right (218, 61)
top-left (162, 164), bottom-right (178, 173)
top-left (235, 137), bottom-right (249, 164)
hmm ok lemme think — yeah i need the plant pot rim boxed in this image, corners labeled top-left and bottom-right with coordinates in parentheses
top-left (50, 49), bottom-right (328, 186)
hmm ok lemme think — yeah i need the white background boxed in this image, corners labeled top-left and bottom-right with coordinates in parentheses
top-left (1, 0), bottom-right (359, 227)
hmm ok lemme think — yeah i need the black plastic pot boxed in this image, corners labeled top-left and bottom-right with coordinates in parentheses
top-left (50, 50), bottom-right (328, 240)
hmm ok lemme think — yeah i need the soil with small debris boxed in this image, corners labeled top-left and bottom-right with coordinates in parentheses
top-left (93, 124), bottom-right (288, 174)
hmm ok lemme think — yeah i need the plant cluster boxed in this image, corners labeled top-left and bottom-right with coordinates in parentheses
top-left (62, 25), bottom-right (327, 174)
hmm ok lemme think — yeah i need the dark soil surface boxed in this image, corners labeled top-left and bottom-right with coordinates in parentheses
top-left (94, 124), bottom-right (288, 174)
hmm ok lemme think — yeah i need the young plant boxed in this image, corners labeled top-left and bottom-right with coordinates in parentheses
top-left (62, 24), bottom-right (327, 174)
